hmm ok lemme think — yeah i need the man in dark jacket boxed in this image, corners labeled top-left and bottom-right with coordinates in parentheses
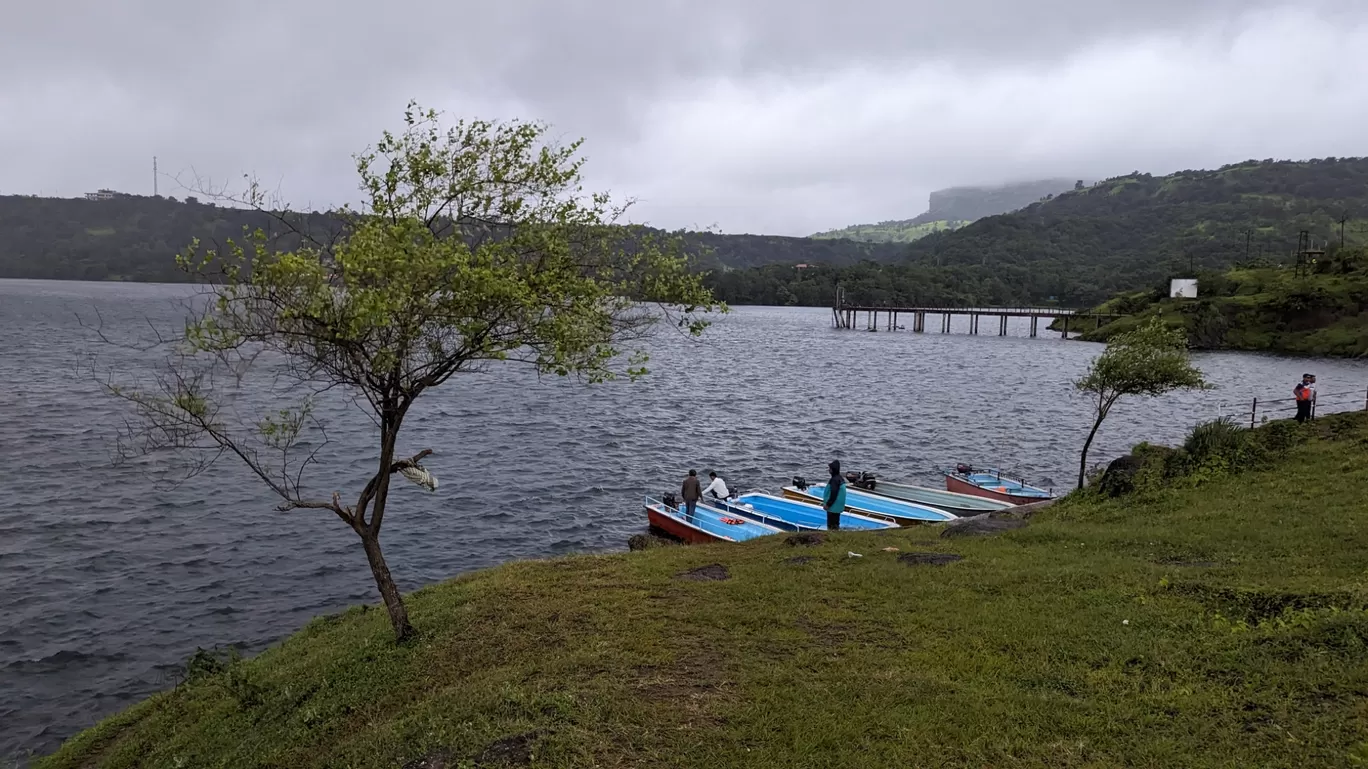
top-left (1294, 373), bottom-right (1316, 423)
top-left (681, 470), bottom-right (702, 519)
top-left (822, 460), bottom-right (847, 530)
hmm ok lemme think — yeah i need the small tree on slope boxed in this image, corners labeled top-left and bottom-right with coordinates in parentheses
top-left (103, 104), bottom-right (719, 642)
top-left (1074, 318), bottom-right (1209, 490)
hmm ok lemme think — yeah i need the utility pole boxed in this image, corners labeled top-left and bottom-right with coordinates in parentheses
top-left (153, 156), bottom-right (158, 197)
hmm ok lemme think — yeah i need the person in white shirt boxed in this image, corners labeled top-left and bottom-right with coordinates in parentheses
top-left (703, 471), bottom-right (730, 500)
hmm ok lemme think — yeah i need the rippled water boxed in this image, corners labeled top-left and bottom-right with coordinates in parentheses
top-left (3, 279), bottom-right (1367, 760)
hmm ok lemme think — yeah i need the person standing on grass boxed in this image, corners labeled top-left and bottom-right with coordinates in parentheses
top-left (1295, 373), bottom-right (1316, 423)
top-left (681, 470), bottom-right (702, 520)
top-left (822, 460), bottom-right (847, 530)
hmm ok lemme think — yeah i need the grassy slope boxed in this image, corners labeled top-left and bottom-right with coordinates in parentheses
top-left (1067, 260), bottom-right (1368, 356)
top-left (811, 219), bottom-right (968, 243)
top-left (44, 416), bottom-right (1368, 768)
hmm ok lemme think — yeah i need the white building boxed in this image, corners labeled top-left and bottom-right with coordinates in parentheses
top-left (83, 189), bottom-right (119, 201)
top-left (1169, 278), bottom-right (1198, 299)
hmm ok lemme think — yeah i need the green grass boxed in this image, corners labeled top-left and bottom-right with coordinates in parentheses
top-left (42, 415), bottom-right (1368, 768)
top-left (1067, 256), bottom-right (1368, 356)
top-left (811, 219), bottom-right (968, 243)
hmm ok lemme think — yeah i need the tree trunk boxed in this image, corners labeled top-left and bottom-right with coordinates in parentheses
top-left (1078, 412), bottom-right (1107, 490)
top-left (359, 528), bottom-right (415, 642)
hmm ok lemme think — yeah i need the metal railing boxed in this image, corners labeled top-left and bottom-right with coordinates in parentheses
top-left (1245, 387), bottom-right (1368, 427)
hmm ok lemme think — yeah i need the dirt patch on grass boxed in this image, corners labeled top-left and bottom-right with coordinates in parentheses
top-left (898, 552), bottom-right (964, 566)
top-left (674, 564), bottom-right (730, 581)
top-left (475, 732), bottom-right (539, 767)
top-left (784, 556), bottom-right (815, 565)
top-left (785, 532), bottom-right (827, 547)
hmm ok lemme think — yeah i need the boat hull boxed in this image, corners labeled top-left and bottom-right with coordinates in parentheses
top-left (646, 506), bottom-right (728, 544)
top-left (727, 493), bottom-right (896, 531)
top-left (644, 500), bottom-right (784, 544)
top-left (861, 480), bottom-right (1011, 516)
top-left (944, 474), bottom-right (1050, 506)
top-left (781, 485), bottom-right (955, 525)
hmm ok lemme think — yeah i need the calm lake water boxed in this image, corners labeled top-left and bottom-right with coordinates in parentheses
top-left (3, 279), bottom-right (1367, 760)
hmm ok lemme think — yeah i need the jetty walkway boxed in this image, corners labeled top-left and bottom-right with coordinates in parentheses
top-left (833, 303), bottom-right (1122, 337)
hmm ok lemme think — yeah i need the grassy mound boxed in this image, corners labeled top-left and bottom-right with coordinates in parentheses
top-left (44, 416), bottom-right (1368, 768)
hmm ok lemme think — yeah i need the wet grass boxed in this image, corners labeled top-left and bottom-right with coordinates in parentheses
top-left (41, 414), bottom-right (1368, 768)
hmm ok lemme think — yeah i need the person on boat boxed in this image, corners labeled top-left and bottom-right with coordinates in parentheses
top-left (822, 460), bottom-right (847, 530)
top-left (1294, 373), bottom-right (1316, 423)
top-left (704, 471), bottom-right (730, 500)
top-left (681, 470), bottom-right (702, 519)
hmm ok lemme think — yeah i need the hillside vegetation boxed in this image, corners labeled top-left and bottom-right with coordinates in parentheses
top-left (811, 218), bottom-right (967, 243)
top-left (810, 178), bottom-right (1079, 244)
top-left (41, 413), bottom-right (1368, 768)
top-left (711, 158), bottom-right (1368, 308)
top-left (1069, 246), bottom-right (1368, 357)
top-left (0, 195), bottom-right (907, 282)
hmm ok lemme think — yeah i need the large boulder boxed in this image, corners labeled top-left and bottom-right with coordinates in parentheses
top-left (1096, 453), bottom-right (1145, 497)
top-left (941, 514), bottom-right (1028, 539)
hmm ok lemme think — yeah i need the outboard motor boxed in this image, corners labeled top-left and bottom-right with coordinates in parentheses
top-left (845, 471), bottom-right (877, 490)
top-left (662, 492), bottom-right (677, 508)
top-left (955, 463), bottom-right (973, 476)
top-left (792, 476), bottom-right (808, 491)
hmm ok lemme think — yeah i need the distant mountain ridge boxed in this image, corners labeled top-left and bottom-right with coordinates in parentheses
top-left (0, 195), bottom-right (907, 283)
top-left (812, 178), bottom-right (1084, 243)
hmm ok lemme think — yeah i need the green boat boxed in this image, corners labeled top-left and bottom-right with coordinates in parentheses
top-left (851, 474), bottom-right (1014, 517)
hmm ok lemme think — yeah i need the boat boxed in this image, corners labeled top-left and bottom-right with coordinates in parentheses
top-left (847, 476), bottom-right (1013, 517)
top-left (710, 492), bottom-right (897, 532)
top-left (942, 465), bottom-right (1054, 505)
top-left (781, 480), bottom-right (957, 525)
top-left (643, 495), bottom-right (784, 544)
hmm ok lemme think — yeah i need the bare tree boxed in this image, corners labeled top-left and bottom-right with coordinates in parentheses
top-left (98, 102), bottom-right (719, 641)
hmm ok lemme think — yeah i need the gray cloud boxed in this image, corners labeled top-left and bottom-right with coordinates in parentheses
top-left (1, 0), bottom-right (1363, 235)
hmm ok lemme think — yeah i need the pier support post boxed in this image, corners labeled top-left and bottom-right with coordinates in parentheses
top-left (1061, 316), bottom-right (1070, 338)
top-left (999, 315), bottom-right (1008, 336)
top-left (971, 314), bottom-right (978, 334)
top-left (1030, 316), bottom-right (1038, 337)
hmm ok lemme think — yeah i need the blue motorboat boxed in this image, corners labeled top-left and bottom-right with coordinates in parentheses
top-left (712, 492), bottom-right (897, 532)
top-left (782, 483), bottom-right (957, 524)
top-left (644, 496), bottom-right (784, 543)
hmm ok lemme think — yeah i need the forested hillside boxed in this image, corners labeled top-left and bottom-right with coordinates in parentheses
top-left (0, 195), bottom-right (906, 282)
top-left (811, 178), bottom-right (1080, 243)
top-left (712, 158), bottom-right (1368, 308)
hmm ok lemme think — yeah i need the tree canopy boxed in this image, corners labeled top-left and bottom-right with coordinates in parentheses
top-left (1074, 318), bottom-right (1210, 488)
top-left (102, 103), bottom-right (719, 641)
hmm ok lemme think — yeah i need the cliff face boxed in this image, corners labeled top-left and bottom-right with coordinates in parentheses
top-left (912, 178), bottom-right (1082, 225)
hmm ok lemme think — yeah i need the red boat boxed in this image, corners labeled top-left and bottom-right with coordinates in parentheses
top-left (943, 466), bottom-right (1055, 506)
top-left (643, 497), bottom-right (782, 544)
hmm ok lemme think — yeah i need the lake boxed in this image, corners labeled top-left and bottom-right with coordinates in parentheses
top-left (3, 279), bottom-right (1366, 761)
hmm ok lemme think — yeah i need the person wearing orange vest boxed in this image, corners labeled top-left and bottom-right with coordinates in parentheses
top-left (1294, 373), bottom-right (1316, 423)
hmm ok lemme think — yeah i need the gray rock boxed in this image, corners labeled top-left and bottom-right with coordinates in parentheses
top-left (941, 514), bottom-right (1028, 538)
top-left (674, 563), bottom-right (730, 581)
top-left (1097, 454), bottom-right (1145, 497)
top-left (628, 533), bottom-right (679, 551)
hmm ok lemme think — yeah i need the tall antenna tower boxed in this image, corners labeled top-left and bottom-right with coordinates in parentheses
top-left (153, 156), bottom-right (158, 196)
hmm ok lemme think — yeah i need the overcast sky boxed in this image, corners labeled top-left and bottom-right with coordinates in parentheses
top-left (2, 0), bottom-right (1365, 235)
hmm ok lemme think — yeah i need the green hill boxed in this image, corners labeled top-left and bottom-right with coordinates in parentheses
top-left (1062, 246), bottom-right (1368, 357)
top-left (899, 158), bottom-right (1368, 305)
top-left (811, 218), bottom-right (969, 243)
top-left (811, 179), bottom-right (1082, 244)
top-left (709, 159), bottom-right (1368, 309)
top-left (39, 414), bottom-right (1368, 768)
top-left (0, 195), bottom-right (909, 282)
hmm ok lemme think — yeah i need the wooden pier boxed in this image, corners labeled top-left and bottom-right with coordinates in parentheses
top-left (832, 302), bottom-right (1120, 338)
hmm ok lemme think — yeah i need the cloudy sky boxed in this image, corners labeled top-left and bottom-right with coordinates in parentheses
top-left (2, 0), bottom-right (1366, 235)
